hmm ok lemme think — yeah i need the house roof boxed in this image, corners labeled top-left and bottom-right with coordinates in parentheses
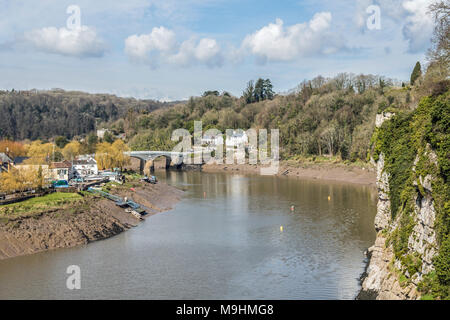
top-left (0, 153), bottom-right (13, 163)
top-left (50, 160), bottom-right (72, 169)
top-left (13, 156), bottom-right (30, 165)
top-left (73, 159), bottom-right (97, 165)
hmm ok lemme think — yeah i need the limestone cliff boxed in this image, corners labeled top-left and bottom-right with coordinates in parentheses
top-left (359, 91), bottom-right (449, 300)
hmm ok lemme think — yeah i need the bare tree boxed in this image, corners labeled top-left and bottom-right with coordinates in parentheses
top-left (428, 1), bottom-right (450, 73)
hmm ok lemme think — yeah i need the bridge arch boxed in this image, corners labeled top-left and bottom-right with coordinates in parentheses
top-left (125, 151), bottom-right (186, 175)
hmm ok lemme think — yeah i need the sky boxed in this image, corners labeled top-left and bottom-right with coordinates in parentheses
top-left (0, 0), bottom-right (436, 101)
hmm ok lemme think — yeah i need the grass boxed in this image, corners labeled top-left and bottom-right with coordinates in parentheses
top-left (0, 192), bottom-right (84, 220)
top-left (399, 274), bottom-right (409, 287)
top-left (123, 171), bottom-right (144, 180)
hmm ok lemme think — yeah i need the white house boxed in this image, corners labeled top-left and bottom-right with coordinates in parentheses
top-left (97, 129), bottom-right (108, 139)
top-left (202, 134), bottom-right (224, 146)
top-left (72, 158), bottom-right (98, 177)
top-left (226, 130), bottom-right (248, 147)
top-left (48, 160), bottom-right (74, 181)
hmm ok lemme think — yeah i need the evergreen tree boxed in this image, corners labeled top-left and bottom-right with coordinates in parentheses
top-left (243, 78), bottom-right (275, 103)
top-left (243, 80), bottom-right (255, 104)
top-left (202, 90), bottom-right (220, 97)
top-left (263, 79), bottom-right (274, 100)
top-left (410, 61), bottom-right (422, 85)
top-left (254, 78), bottom-right (265, 102)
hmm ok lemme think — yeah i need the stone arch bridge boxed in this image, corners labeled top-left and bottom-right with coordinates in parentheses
top-left (124, 151), bottom-right (198, 175)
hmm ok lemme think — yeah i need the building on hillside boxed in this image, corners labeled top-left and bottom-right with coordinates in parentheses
top-left (72, 158), bottom-right (98, 177)
top-left (0, 153), bottom-right (13, 172)
top-left (116, 133), bottom-right (126, 140)
top-left (13, 157), bottom-right (30, 166)
top-left (226, 130), bottom-right (248, 147)
top-left (202, 134), bottom-right (224, 146)
top-left (48, 161), bottom-right (74, 181)
top-left (76, 154), bottom-right (95, 160)
top-left (13, 159), bottom-right (50, 182)
top-left (97, 129), bottom-right (108, 139)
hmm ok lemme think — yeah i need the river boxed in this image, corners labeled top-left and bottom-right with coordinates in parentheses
top-left (0, 171), bottom-right (377, 299)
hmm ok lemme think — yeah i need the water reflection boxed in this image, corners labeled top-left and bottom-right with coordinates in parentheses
top-left (0, 171), bottom-right (377, 300)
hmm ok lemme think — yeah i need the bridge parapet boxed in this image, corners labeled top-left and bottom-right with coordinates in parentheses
top-left (125, 151), bottom-right (196, 175)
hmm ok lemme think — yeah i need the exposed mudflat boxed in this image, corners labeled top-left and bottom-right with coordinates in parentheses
top-left (202, 162), bottom-right (376, 186)
top-left (0, 182), bottom-right (183, 260)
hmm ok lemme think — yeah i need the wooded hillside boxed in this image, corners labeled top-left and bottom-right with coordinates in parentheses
top-left (0, 89), bottom-right (172, 140)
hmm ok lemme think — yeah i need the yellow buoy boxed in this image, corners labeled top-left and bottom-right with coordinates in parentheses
top-left (280, 226), bottom-right (283, 232)
top-left (328, 196), bottom-right (331, 201)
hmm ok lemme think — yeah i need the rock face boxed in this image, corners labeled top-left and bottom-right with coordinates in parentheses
top-left (358, 236), bottom-right (420, 300)
top-left (409, 175), bottom-right (438, 277)
top-left (359, 122), bottom-right (439, 299)
top-left (375, 112), bottom-right (395, 128)
top-left (374, 153), bottom-right (391, 231)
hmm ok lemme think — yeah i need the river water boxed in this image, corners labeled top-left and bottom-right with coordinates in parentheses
top-left (0, 171), bottom-right (377, 299)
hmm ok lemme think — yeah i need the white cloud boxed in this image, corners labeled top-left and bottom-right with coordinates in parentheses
top-left (124, 26), bottom-right (176, 62)
top-left (125, 12), bottom-right (345, 67)
top-left (240, 13), bottom-right (344, 63)
top-left (402, 0), bottom-right (434, 53)
top-left (24, 26), bottom-right (106, 58)
top-left (170, 38), bottom-right (223, 67)
top-left (354, 0), bottom-right (433, 53)
top-left (125, 28), bottom-right (223, 67)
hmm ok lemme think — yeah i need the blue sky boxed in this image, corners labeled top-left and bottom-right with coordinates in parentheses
top-left (0, 0), bottom-right (435, 100)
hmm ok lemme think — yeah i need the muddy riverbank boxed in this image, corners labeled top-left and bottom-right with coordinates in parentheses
top-left (202, 162), bottom-right (376, 186)
top-left (0, 182), bottom-right (183, 260)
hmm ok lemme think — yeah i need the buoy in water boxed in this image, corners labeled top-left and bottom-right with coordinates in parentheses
top-left (290, 205), bottom-right (295, 212)
top-left (280, 226), bottom-right (283, 232)
top-left (328, 196), bottom-right (331, 201)
top-left (203, 191), bottom-right (206, 198)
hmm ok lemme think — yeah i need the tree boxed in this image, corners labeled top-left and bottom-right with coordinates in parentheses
top-left (36, 166), bottom-right (44, 190)
top-left (410, 61), bottom-right (422, 85)
top-left (254, 78), bottom-right (265, 102)
top-left (263, 79), bottom-right (274, 100)
top-left (0, 166), bottom-right (42, 193)
top-left (244, 78), bottom-right (274, 103)
top-left (55, 136), bottom-right (69, 149)
top-left (0, 89), bottom-right (168, 141)
top-left (26, 141), bottom-right (57, 164)
top-left (0, 140), bottom-right (25, 158)
top-left (202, 90), bottom-right (220, 97)
top-left (428, 1), bottom-right (449, 71)
top-left (95, 142), bottom-right (114, 170)
top-left (103, 131), bottom-right (115, 143)
top-left (0, 168), bottom-right (21, 193)
top-left (85, 133), bottom-right (98, 154)
top-left (243, 80), bottom-right (255, 104)
top-left (111, 140), bottom-right (130, 170)
top-left (62, 141), bottom-right (81, 160)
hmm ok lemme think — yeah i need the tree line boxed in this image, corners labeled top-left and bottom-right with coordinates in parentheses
top-left (0, 89), bottom-right (171, 141)
top-left (127, 73), bottom-right (418, 161)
